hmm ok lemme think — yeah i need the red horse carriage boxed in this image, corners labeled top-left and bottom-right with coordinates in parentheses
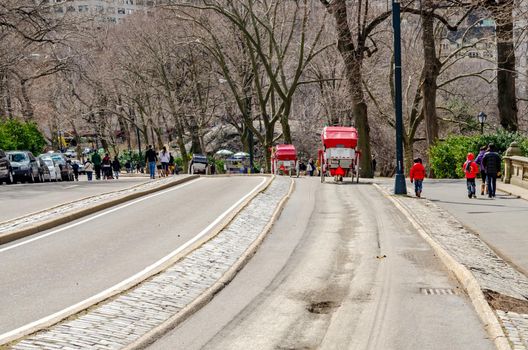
top-left (271, 144), bottom-right (298, 176)
top-left (318, 126), bottom-right (360, 183)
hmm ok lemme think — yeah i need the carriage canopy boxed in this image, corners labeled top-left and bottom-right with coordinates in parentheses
top-left (321, 126), bottom-right (358, 149)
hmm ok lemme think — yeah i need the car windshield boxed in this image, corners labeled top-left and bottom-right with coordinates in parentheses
top-left (43, 159), bottom-right (54, 166)
top-left (9, 153), bottom-right (27, 162)
top-left (50, 155), bottom-right (65, 164)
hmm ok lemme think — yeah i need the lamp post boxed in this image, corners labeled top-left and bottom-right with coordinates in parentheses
top-left (392, 0), bottom-right (407, 195)
top-left (477, 112), bottom-right (487, 134)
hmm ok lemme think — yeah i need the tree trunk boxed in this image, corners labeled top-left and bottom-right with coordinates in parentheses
top-left (421, 5), bottom-right (440, 146)
top-left (20, 80), bottom-right (35, 120)
top-left (493, 0), bottom-right (518, 132)
top-left (330, 0), bottom-right (373, 178)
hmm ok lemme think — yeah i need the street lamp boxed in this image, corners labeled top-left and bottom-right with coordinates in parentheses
top-left (392, 0), bottom-right (407, 195)
top-left (477, 112), bottom-right (487, 134)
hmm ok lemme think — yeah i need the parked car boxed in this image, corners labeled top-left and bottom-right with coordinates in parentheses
top-left (39, 156), bottom-right (62, 182)
top-left (64, 148), bottom-right (77, 158)
top-left (36, 157), bottom-right (52, 182)
top-left (0, 149), bottom-right (14, 184)
top-left (7, 151), bottom-right (40, 183)
top-left (48, 153), bottom-right (74, 181)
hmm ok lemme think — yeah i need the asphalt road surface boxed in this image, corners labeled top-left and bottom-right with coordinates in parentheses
top-left (420, 179), bottom-right (528, 274)
top-left (149, 178), bottom-right (494, 350)
top-left (0, 176), bottom-right (265, 335)
top-left (0, 177), bottom-right (151, 222)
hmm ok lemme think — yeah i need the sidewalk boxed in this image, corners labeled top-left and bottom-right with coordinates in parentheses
top-left (498, 181), bottom-right (528, 201)
top-left (376, 180), bottom-right (528, 350)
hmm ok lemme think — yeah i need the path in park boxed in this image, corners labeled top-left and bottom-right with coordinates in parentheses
top-left (423, 179), bottom-right (528, 274)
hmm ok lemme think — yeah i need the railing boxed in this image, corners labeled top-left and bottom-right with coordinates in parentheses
top-left (503, 142), bottom-right (528, 189)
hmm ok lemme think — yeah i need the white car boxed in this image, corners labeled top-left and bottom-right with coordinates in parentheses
top-left (39, 156), bottom-right (62, 181)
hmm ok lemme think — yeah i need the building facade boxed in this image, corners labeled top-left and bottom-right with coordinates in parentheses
top-left (44, 0), bottom-right (165, 23)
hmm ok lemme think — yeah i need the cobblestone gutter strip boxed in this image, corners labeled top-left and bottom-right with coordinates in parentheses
top-left (374, 183), bottom-right (516, 350)
top-left (0, 176), bottom-right (198, 245)
top-left (7, 177), bottom-right (292, 350)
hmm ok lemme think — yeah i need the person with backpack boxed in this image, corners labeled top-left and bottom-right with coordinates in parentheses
top-left (463, 153), bottom-right (479, 198)
top-left (474, 145), bottom-right (487, 195)
top-left (482, 143), bottom-right (502, 198)
top-left (409, 158), bottom-right (426, 198)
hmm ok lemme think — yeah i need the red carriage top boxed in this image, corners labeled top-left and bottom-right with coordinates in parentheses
top-left (273, 144), bottom-right (297, 161)
top-left (321, 126), bottom-right (358, 149)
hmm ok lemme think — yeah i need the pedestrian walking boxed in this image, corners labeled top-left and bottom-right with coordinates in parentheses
top-left (71, 161), bottom-right (79, 181)
top-left (92, 152), bottom-right (102, 180)
top-left (169, 153), bottom-right (175, 175)
top-left (102, 153), bottom-right (112, 179)
top-left (159, 146), bottom-right (170, 177)
top-left (112, 157), bottom-right (121, 179)
top-left (308, 158), bottom-right (315, 176)
top-left (125, 160), bottom-right (132, 173)
top-left (482, 143), bottom-right (502, 198)
top-left (84, 160), bottom-right (94, 181)
top-left (463, 153), bottom-right (479, 198)
top-left (475, 145), bottom-right (487, 195)
top-left (409, 158), bottom-right (426, 198)
top-left (145, 145), bottom-right (158, 179)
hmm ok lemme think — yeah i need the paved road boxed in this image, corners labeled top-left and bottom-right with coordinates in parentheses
top-left (149, 178), bottom-right (494, 350)
top-left (418, 179), bottom-right (528, 275)
top-left (0, 176), bottom-right (265, 335)
top-left (0, 177), bottom-right (150, 222)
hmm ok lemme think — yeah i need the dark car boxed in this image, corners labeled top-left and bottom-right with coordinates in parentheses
top-left (7, 151), bottom-right (40, 183)
top-left (47, 152), bottom-right (74, 181)
top-left (0, 149), bottom-right (14, 184)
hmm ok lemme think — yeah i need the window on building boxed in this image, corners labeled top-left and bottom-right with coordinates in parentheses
top-left (95, 5), bottom-right (104, 12)
top-left (78, 5), bottom-right (88, 12)
top-left (66, 5), bottom-right (75, 12)
top-left (468, 52), bottom-right (479, 58)
top-left (117, 8), bottom-right (126, 14)
top-left (54, 6), bottom-right (64, 13)
top-left (107, 7), bottom-right (116, 14)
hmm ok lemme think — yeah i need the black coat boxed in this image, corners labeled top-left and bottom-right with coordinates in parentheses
top-left (482, 151), bottom-right (501, 175)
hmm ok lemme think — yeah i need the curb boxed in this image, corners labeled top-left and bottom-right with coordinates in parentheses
top-left (1, 176), bottom-right (272, 346)
top-left (0, 176), bottom-right (199, 245)
top-left (373, 183), bottom-right (511, 350)
top-left (125, 177), bottom-right (295, 350)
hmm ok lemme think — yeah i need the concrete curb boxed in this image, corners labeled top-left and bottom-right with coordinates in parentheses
top-left (373, 183), bottom-right (511, 350)
top-left (125, 177), bottom-right (295, 350)
top-left (0, 176), bottom-right (272, 346)
top-left (0, 176), bottom-right (199, 245)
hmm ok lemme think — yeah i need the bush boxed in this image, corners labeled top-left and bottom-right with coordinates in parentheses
top-left (429, 130), bottom-right (528, 178)
top-left (0, 119), bottom-right (46, 154)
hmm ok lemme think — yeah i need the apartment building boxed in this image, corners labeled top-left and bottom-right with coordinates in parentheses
top-left (45, 0), bottom-right (165, 23)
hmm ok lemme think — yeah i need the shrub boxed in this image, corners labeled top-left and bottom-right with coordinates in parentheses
top-left (0, 119), bottom-right (46, 154)
top-left (429, 130), bottom-right (528, 178)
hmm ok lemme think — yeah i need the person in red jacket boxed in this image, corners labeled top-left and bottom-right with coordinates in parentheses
top-left (463, 152), bottom-right (479, 198)
top-left (409, 158), bottom-right (426, 198)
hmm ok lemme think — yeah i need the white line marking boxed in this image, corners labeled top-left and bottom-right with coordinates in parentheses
top-left (0, 176), bottom-right (267, 343)
top-left (0, 178), bottom-right (202, 254)
top-left (63, 185), bottom-right (79, 189)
